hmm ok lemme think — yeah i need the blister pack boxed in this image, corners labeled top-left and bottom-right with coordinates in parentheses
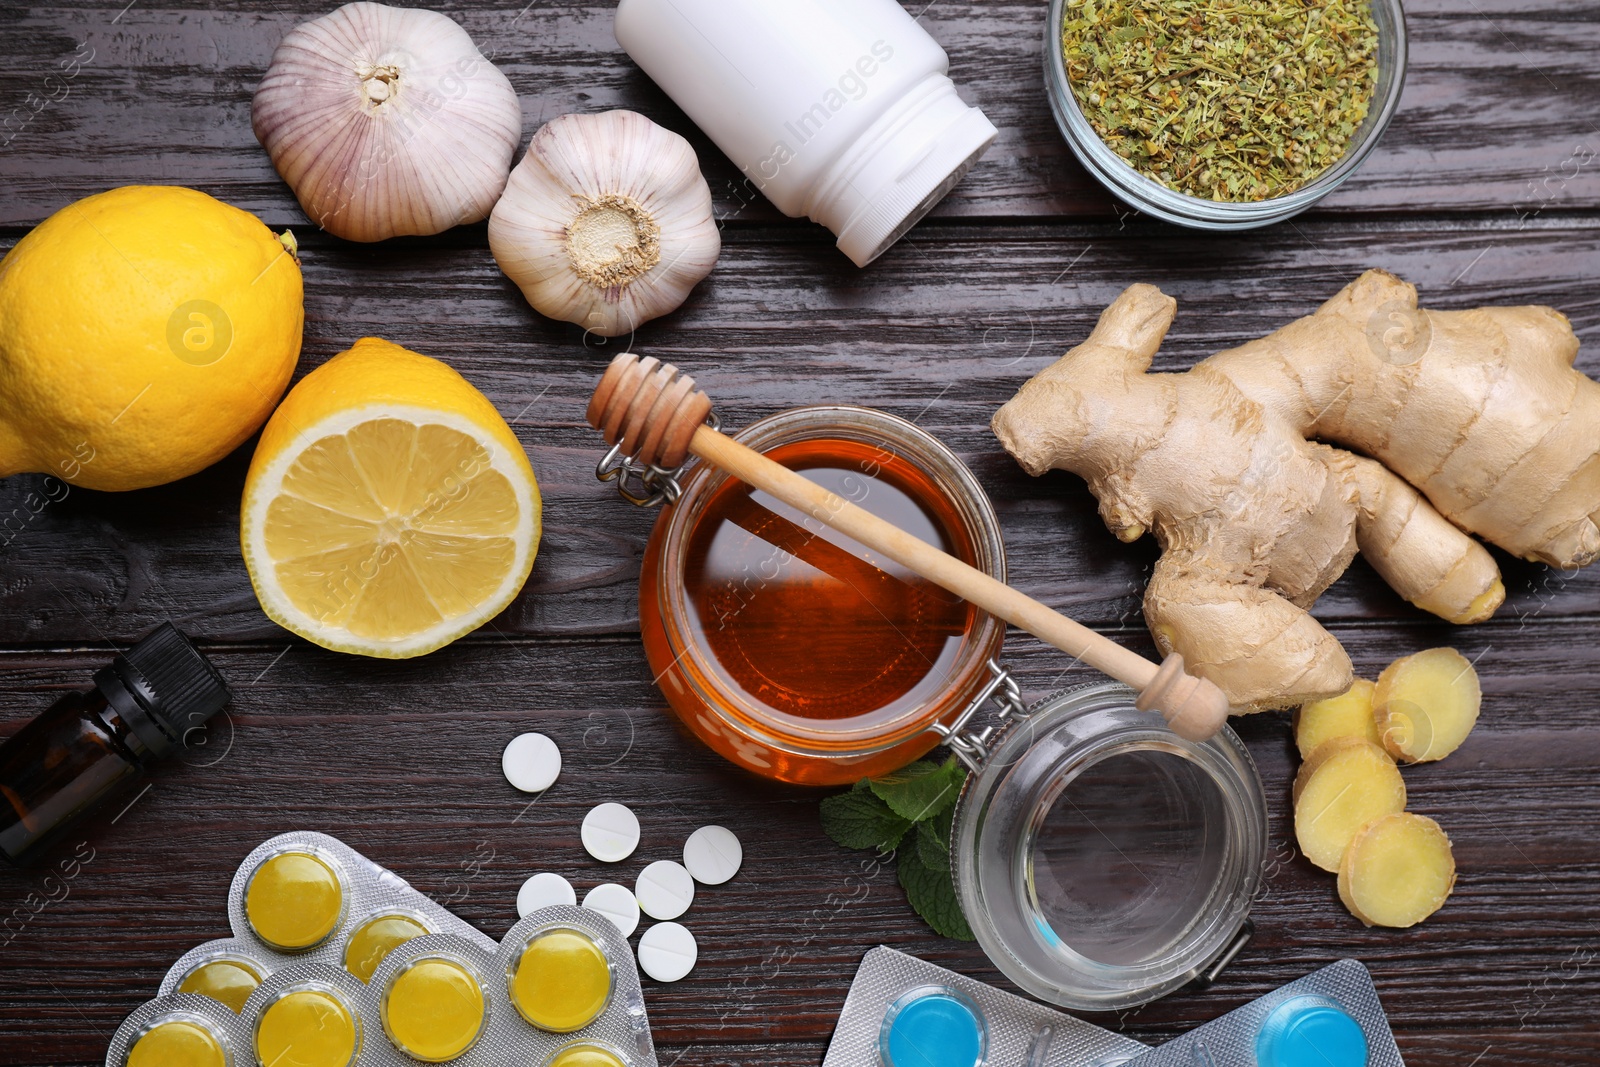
top-left (823, 946), bottom-right (1150, 1067)
top-left (1120, 959), bottom-right (1402, 1067)
top-left (111, 831), bottom-right (659, 1067)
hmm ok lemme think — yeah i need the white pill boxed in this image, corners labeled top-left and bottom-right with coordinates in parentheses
top-left (501, 732), bottom-right (561, 793)
top-left (517, 872), bottom-right (576, 918)
top-left (582, 882), bottom-right (640, 938)
top-left (635, 860), bottom-right (695, 921)
top-left (581, 802), bottom-right (641, 863)
top-left (683, 825), bottom-right (742, 885)
top-left (637, 922), bottom-right (697, 983)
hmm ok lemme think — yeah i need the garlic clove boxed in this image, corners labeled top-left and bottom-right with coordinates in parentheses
top-left (488, 110), bottom-right (720, 338)
top-left (252, 2), bottom-right (523, 242)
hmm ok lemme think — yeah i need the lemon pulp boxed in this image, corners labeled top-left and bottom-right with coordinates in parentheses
top-left (548, 1045), bottom-right (629, 1067)
top-left (510, 929), bottom-right (613, 1031)
top-left (382, 958), bottom-right (486, 1061)
top-left (263, 418), bottom-right (521, 641)
top-left (127, 1020), bottom-right (226, 1067)
top-left (255, 990), bottom-right (359, 1067)
top-left (177, 958), bottom-right (262, 1012)
top-left (344, 914), bottom-right (430, 983)
top-left (245, 852), bottom-right (344, 950)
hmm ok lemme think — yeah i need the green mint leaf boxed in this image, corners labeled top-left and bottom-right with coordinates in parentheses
top-left (868, 757), bottom-right (968, 823)
top-left (914, 817), bottom-right (949, 871)
top-left (820, 787), bottom-right (913, 852)
top-left (930, 798), bottom-right (955, 848)
top-left (898, 850), bottom-right (974, 941)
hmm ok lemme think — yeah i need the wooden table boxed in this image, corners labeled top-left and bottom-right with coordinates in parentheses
top-left (2, 2), bottom-right (1597, 1063)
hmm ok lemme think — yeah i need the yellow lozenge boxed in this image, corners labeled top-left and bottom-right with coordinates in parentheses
top-left (546, 1044), bottom-right (628, 1067)
top-left (246, 851), bottom-right (345, 950)
top-left (127, 1019), bottom-right (227, 1067)
top-left (382, 957), bottom-right (487, 1062)
top-left (509, 929), bottom-right (613, 1032)
top-left (345, 914), bottom-right (430, 983)
top-left (177, 958), bottom-right (263, 1013)
top-left (255, 989), bottom-right (360, 1067)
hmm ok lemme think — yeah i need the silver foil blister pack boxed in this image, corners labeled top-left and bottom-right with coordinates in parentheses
top-left (113, 831), bottom-right (659, 1067)
top-left (823, 946), bottom-right (1149, 1067)
top-left (1120, 959), bottom-right (1402, 1067)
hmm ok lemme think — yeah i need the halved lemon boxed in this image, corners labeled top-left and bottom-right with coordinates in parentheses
top-left (242, 337), bottom-right (540, 657)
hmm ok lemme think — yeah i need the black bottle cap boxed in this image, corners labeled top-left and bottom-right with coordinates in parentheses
top-left (102, 624), bottom-right (232, 758)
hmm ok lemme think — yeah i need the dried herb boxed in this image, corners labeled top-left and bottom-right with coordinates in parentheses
top-left (1062, 0), bottom-right (1380, 201)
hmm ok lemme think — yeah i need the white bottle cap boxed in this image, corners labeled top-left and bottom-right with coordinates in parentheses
top-left (635, 860), bottom-right (695, 921)
top-left (581, 802), bottom-right (641, 863)
top-left (583, 882), bottom-right (641, 937)
top-left (517, 872), bottom-right (577, 917)
top-left (813, 75), bottom-right (997, 267)
top-left (501, 732), bottom-right (562, 793)
top-left (637, 921), bottom-right (698, 983)
top-left (683, 825), bottom-right (742, 885)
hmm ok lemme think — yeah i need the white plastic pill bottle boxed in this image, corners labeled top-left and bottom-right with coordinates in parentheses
top-left (614, 0), bottom-right (998, 267)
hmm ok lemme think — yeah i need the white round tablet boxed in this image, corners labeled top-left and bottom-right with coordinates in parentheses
top-left (635, 860), bottom-right (695, 921)
top-left (501, 732), bottom-right (561, 793)
top-left (637, 922), bottom-right (698, 983)
top-left (581, 802), bottom-right (641, 863)
top-left (582, 882), bottom-right (640, 938)
top-left (517, 872), bottom-right (576, 918)
top-left (683, 825), bottom-right (742, 885)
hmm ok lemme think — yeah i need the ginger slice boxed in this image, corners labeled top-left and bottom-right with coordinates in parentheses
top-left (1374, 647), bottom-right (1481, 763)
top-left (1338, 812), bottom-right (1456, 927)
top-left (1295, 678), bottom-right (1380, 760)
top-left (1293, 740), bottom-right (1406, 872)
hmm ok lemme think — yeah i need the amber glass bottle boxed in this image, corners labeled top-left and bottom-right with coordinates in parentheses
top-left (0, 624), bottom-right (230, 864)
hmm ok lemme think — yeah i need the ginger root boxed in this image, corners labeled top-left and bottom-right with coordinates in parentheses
top-left (1374, 647), bottom-right (1481, 763)
top-left (1292, 739), bottom-right (1406, 872)
top-left (1295, 678), bottom-right (1379, 760)
top-left (1337, 812), bottom-right (1456, 928)
top-left (993, 270), bottom-right (1600, 711)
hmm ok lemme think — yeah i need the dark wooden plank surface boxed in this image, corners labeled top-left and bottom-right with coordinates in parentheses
top-left (3, 216), bottom-right (1598, 643)
top-left (2, 1), bottom-right (1600, 225)
top-left (2, 1), bottom-right (1599, 1065)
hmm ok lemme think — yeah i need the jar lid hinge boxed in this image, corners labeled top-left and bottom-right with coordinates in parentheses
top-left (928, 659), bottom-right (1026, 771)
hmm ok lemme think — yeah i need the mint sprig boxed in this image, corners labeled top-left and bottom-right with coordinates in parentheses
top-left (819, 757), bottom-right (974, 940)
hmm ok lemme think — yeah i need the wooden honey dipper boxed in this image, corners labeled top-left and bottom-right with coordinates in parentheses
top-left (587, 353), bottom-right (1232, 742)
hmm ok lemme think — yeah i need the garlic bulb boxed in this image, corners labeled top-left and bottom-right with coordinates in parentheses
top-left (252, 2), bottom-right (522, 242)
top-left (488, 110), bottom-right (720, 337)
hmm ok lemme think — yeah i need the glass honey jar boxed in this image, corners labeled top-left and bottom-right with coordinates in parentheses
top-left (636, 406), bottom-right (1008, 786)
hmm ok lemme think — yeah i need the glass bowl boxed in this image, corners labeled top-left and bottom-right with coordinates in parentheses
top-left (1043, 0), bottom-right (1409, 229)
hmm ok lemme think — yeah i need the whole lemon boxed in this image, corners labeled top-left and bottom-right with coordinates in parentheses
top-left (0, 186), bottom-right (303, 491)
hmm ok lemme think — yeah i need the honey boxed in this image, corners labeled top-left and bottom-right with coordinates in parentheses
top-left (685, 437), bottom-right (974, 719)
top-left (641, 407), bottom-right (1006, 785)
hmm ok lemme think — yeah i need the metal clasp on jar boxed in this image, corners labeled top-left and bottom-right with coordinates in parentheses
top-left (595, 413), bottom-right (721, 507)
top-left (928, 659), bottom-right (1027, 771)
